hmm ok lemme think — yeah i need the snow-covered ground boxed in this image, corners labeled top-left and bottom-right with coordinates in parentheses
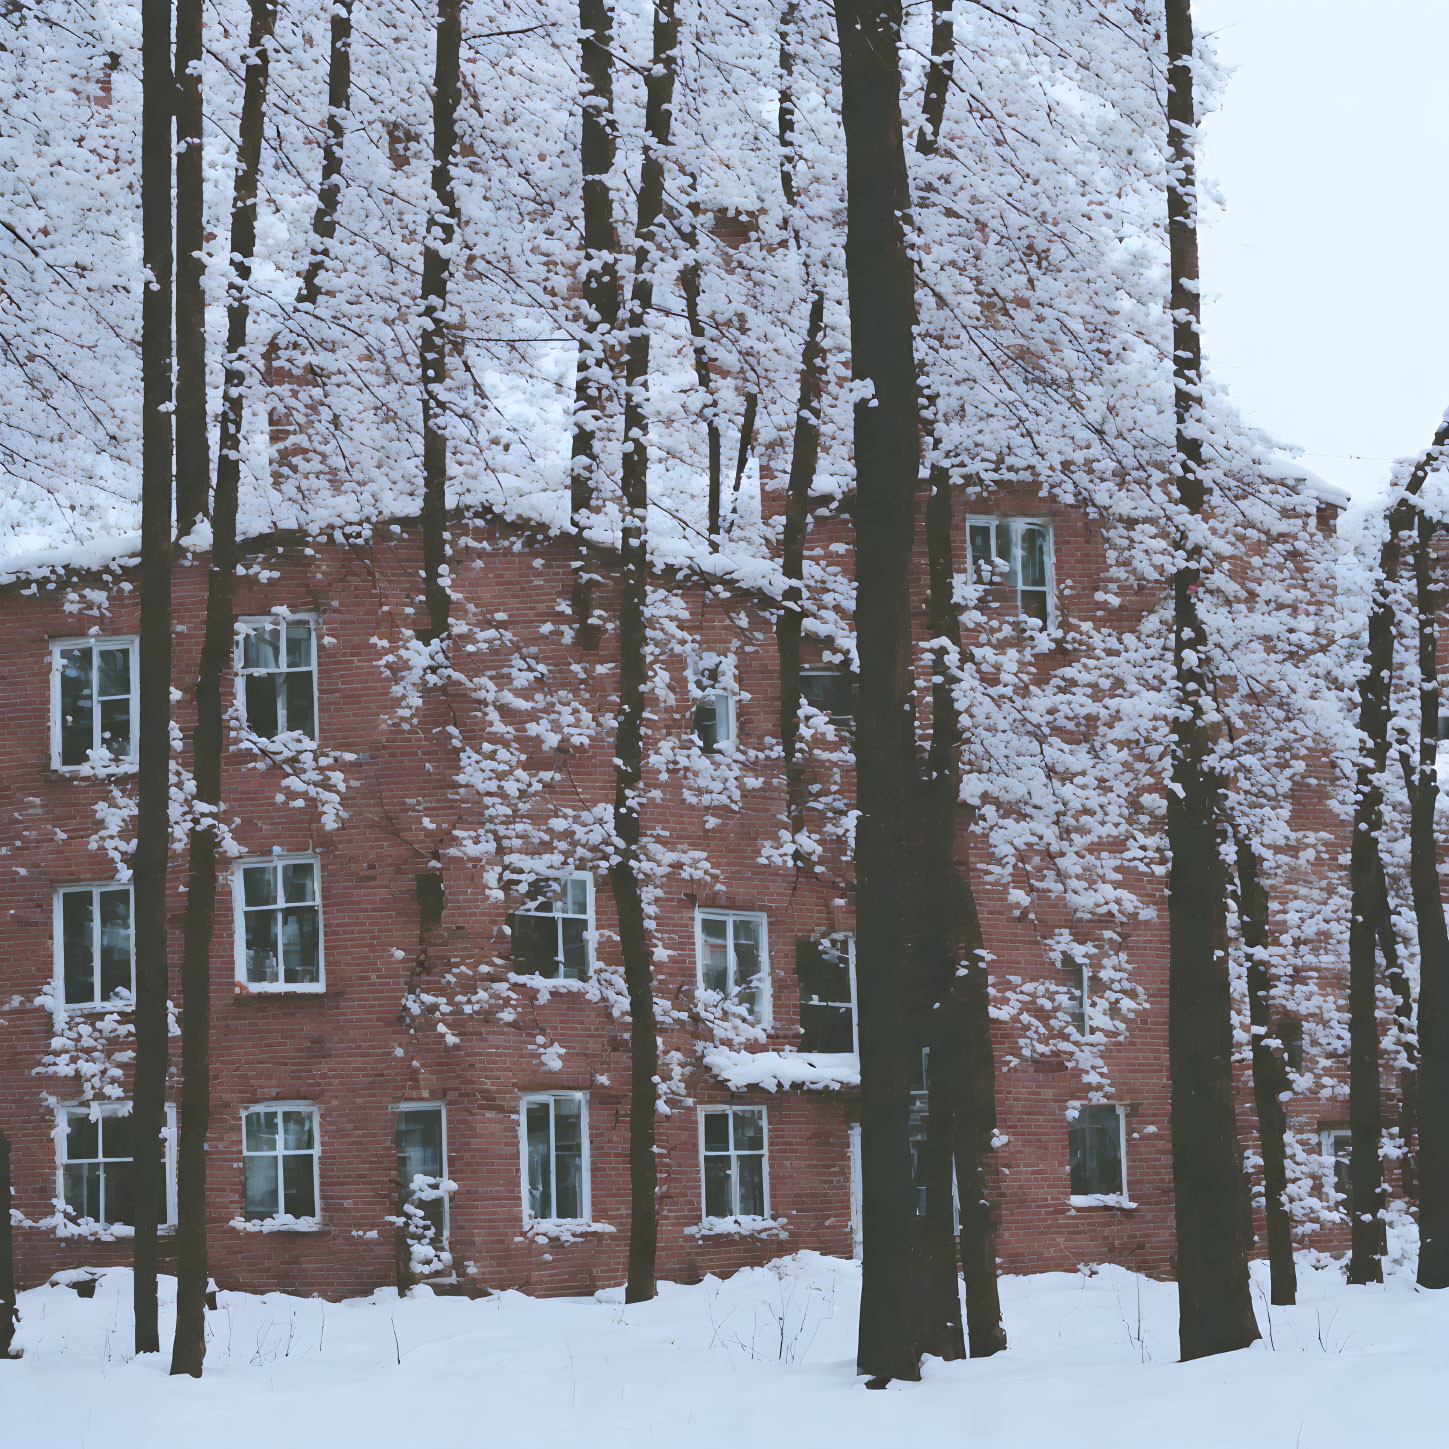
top-left (3, 1254), bottom-right (1444, 1448)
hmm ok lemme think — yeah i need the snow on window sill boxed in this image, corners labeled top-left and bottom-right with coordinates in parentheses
top-left (685, 1215), bottom-right (789, 1240)
top-left (233, 981), bottom-right (326, 996)
top-left (1068, 1193), bottom-right (1137, 1211)
top-left (517, 1218), bottom-right (616, 1247)
top-left (702, 1046), bottom-right (859, 1093)
top-left (230, 1213), bottom-right (325, 1234)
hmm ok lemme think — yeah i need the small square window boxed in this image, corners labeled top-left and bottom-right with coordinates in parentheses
top-left (509, 875), bottom-right (592, 980)
top-left (700, 1106), bottom-right (768, 1220)
top-left (396, 1104), bottom-right (449, 1249)
top-left (235, 856), bottom-right (323, 990)
top-left (799, 669), bottom-right (858, 725)
top-left (51, 638), bottom-right (138, 769)
top-left (56, 884), bottom-right (134, 1008)
top-left (967, 518), bottom-right (1054, 625)
top-left (1067, 1103), bottom-right (1124, 1199)
top-left (795, 934), bottom-right (856, 1055)
top-left (242, 1105), bottom-right (320, 1221)
top-left (520, 1093), bottom-right (589, 1222)
top-left (237, 617), bottom-right (317, 741)
top-left (1320, 1128), bottom-right (1352, 1205)
top-left (58, 1104), bottom-right (174, 1229)
top-left (698, 910), bottom-right (769, 1023)
top-left (690, 657), bottom-right (734, 752)
top-left (1063, 956), bottom-right (1089, 1037)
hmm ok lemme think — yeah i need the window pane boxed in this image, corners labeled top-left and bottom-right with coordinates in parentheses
top-left (245, 909), bottom-right (280, 983)
top-left (285, 622), bottom-right (313, 669)
top-left (99, 696), bottom-right (132, 758)
top-left (66, 1112), bottom-right (99, 1162)
top-left (284, 670), bottom-right (315, 738)
top-left (562, 879), bottom-right (589, 917)
top-left (64, 1162), bottom-right (101, 1220)
top-left (736, 1154), bottom-right (765, 1218)
top-left (700, 918), bottom-right (729, 995)
top-left (555, 1140), bottom-right (583, 1219)
top-left (282, 1153), bottom-right (317, 1218)
top-left (243, 865), bottom-right (278, 908)
top-left (97, 646), bottom-right (131, 699)
top-left (99, 889), bottom-right (132, 999)
top-left (281, 863), bottom-right (315, 904)
top-left (732, 1110), bottom-right (764, 1153)
top-left (694, 699), bottom-right (720, 753)
top-left (281, 906), bottom-right (320, 983)
top-left (1020, 589), bottom-right (1050, 626)
top-left (702, 1111), bottom-right (729, 1154)
top-left (244, 1109), bottom-right (278, 1153)
top-left (1019, 525), bottom-right (1048, 589)
top-left (62, 890), bottom-right (96, 1004)
top-left (525, 1102), bottom-right (552, 1217)
top-left (1069, 1106), bottom-right (1122, 1196)
top-left (560, 917), bottom-right (588, 979)
top-left (244, 1155), bottom-right (279, 1217)
top-left (995, 522), bottom-right (1015, 571)
top-left (704, 1156), bottom-right (733, 1219)
top-left (397, 1109), bottom-right (443, 1185)
top-left (801, 1002), bottom-right (853, 1054)
top-left (101, 1111), bottom-right (134, 1161)
top-left (282, 1111), bottom-right (315, 1151)
top-left (245, 673), bottom-right (279, 738)
top-left (511, 912), bottom-right (559, 977)
top-left (59, 647), bottom-right (94, 765)
top-left (103, 1161), bottom-right (136, 1226)
top-left (242, 626), bottom-right (280, 672)
top-left (968, 524), bottom-right (993, 572)
top-left (732, 921), bottom-right (761, 1006)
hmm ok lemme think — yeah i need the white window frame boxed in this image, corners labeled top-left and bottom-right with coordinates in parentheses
top-left (688, 654), bottom-right (735, 751)
top-left (518, 1091), bottom-right (591, 1224)
top-left (53, 881), bottom-right (135, 1011)
top-left (235, 614), bottom-right (320, 742)
top-left (1064, 955), bottom-right (1090, 1038)
top-left (1067, 1101), bottom-right (1127, 1204)
top-left (510, 873), bottom-right (594, 980)
top-left (395, 1101), bottom-right (450, 1247)
top-left (696, 908), bottom-right (772, 1026)
top-left (49, 635), bottom-right (140, 771)
top-left (799, 932), bottom-right (858, 1061)
top-left (698, 1105), bottom-right (771, 1222)
top-left (1320, 1127), bottom-right (1352, 1204)
top-left (54, 1101), bottom-right (177, 1230)
top-left (965, 517), bottom-right (1055, 626)
top-left (241, 1102), bottom-right (322, 1223)
top-left (232, 853), bottom-right (325, 993)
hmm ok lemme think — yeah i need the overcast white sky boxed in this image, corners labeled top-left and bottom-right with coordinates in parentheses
top-left (1197, 0), bottom-right (1449, 498)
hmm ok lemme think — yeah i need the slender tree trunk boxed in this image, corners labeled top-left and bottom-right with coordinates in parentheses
top-left (569, 0), bottom-right (619, 644)
top-left (296, 0), bottom-right (355, 313)
top-left (678, 187), bottom-right (722, 545)
top-left (610, 0), bottom-right (679, 1307)
top-left (1376, 856), bottom-right (1417, 1201)
top-left (419, 0), bottom-right (462, 643)
top-left (1410, 511), bottom-right (1449, 1286)
top-left (0, 1126), bottom-right (16, 1358)
top-left (1163, 0), bottom-right (1260, 1360)
top-left (1234, 840), bottom-right (1296, 1305)
top-left (174, 0), bottom-right (208, 540)
top-left (835, 0), bottom-right (923, 1386)
top-left (170, 0), bottom-right (273, 1377)
top-left (132, 0), bottom-right (175, 1358)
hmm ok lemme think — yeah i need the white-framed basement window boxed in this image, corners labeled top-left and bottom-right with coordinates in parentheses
top-left (966, 518), bottom-right (1054, 625)
top-left (50, 636), bottom-right (139, 769)
top-left (697, 909), bottom-right (770, 1024)
top-left (234, 855), bottom-right (324, 991)
top-left (55, 882), bottom-right (134, 1009)
top-left (509, 874), bottom-right (593, 980)
top-left (236, 616), bottom-right (318, 741)
top-left (700, 1106), bottom-right (769, 1220)
top-left (242, 1103), bottom-right (321, 1222)
top-left (520, 1092), bottom-right (590, 1223)
top-left (1067, 1103), bottom-right (1127, 1204)
top-left (396, 1102), bottom-right (450, 1248)
top-left (56, 1102), bottom-right (176, 1230)
top-left (689, 655), bottom-right (735, 753)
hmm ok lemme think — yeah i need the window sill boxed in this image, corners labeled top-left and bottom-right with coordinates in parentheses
top-left (518, 1218), bottom-right (615, 1246)
top-left (233, 983), bottom-right (327, 997)
top-left (230, 1214), bottom-right (327, 1234)
top-left (685, 1215), bottom-right (789, 1240)
top-left (1068, 1194), bottom-right (1137, 1211)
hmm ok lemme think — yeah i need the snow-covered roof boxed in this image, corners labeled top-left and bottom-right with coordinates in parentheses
top-left (1262, 456), bottom-right (1351, 510)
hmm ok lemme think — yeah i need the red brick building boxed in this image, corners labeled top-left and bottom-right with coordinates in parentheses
top-left (0, 485), bottom-right (1351, 1300)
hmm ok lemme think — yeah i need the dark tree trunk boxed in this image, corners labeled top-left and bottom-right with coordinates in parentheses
top-left (170, 0), bottom-right (273, 1378)
top-left (1410, 510), bottom-right (1449, 1286)
top-left (610, 0), bottom-right (679, 1307)
top-left (1376, 857), bottom-right (1417, 1201)
top-left (835, 0), bottom-right (923, 1386)
top-left (569, 0), bottom-right (619, 644)
top-left (419, 0), bottom-right (462, 644)
top-left (174, 0), bottom-right (208, 540)
top-left (678, 187), bottom-right (722, 545)
top-left (296, 0), bottom-right (355, 313)
top-left (1234, 840), bottom-right (1296, 1306)
top-left (0, 1126), bottom-right (16, 1358)
top-left (132, 0), bottom-right (175, 1358)
top-left (1163, 0), bottom-right (1260, 1360)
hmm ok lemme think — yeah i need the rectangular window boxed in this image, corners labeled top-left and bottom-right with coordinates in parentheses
top-left (396, 1104), bottom-right (448, 1246)
top-left (237, 617), bottom-right (317, 740)
top-left (56, 884), bottom-right (133, 1008)
top-left (236, 856), bottom-right (323, 990)
top-left (509, 875), bottom-right (592, 980)
top-left (690, 657), bottom-right (734, 753)
top-left (1064, 956), bottom-right (1089, 1037)
top-left (1068, 1104), bottom-right (1125, 1199)
top-left (967, 518), bottom-right (1053, 624)
top-left (58, 1104), bottom-right (173, 1229)
top-left (243, 1105), bottom-right (320, 1221)
top-left (521, 1093), bottom-right (588, 1222)
top-left (799, 669), bottom-right (858, 724)
top-left (698, 910), bottom-right (769, 1023)
top-left (1321, 1127), bottom-right (1352, 1204)
top-left (796, 934), bottom-right (856, 1055)
top-left (701, 1106), bottom-right (768, 1219)
top-left (51, 637), bottom-right (138, 768)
